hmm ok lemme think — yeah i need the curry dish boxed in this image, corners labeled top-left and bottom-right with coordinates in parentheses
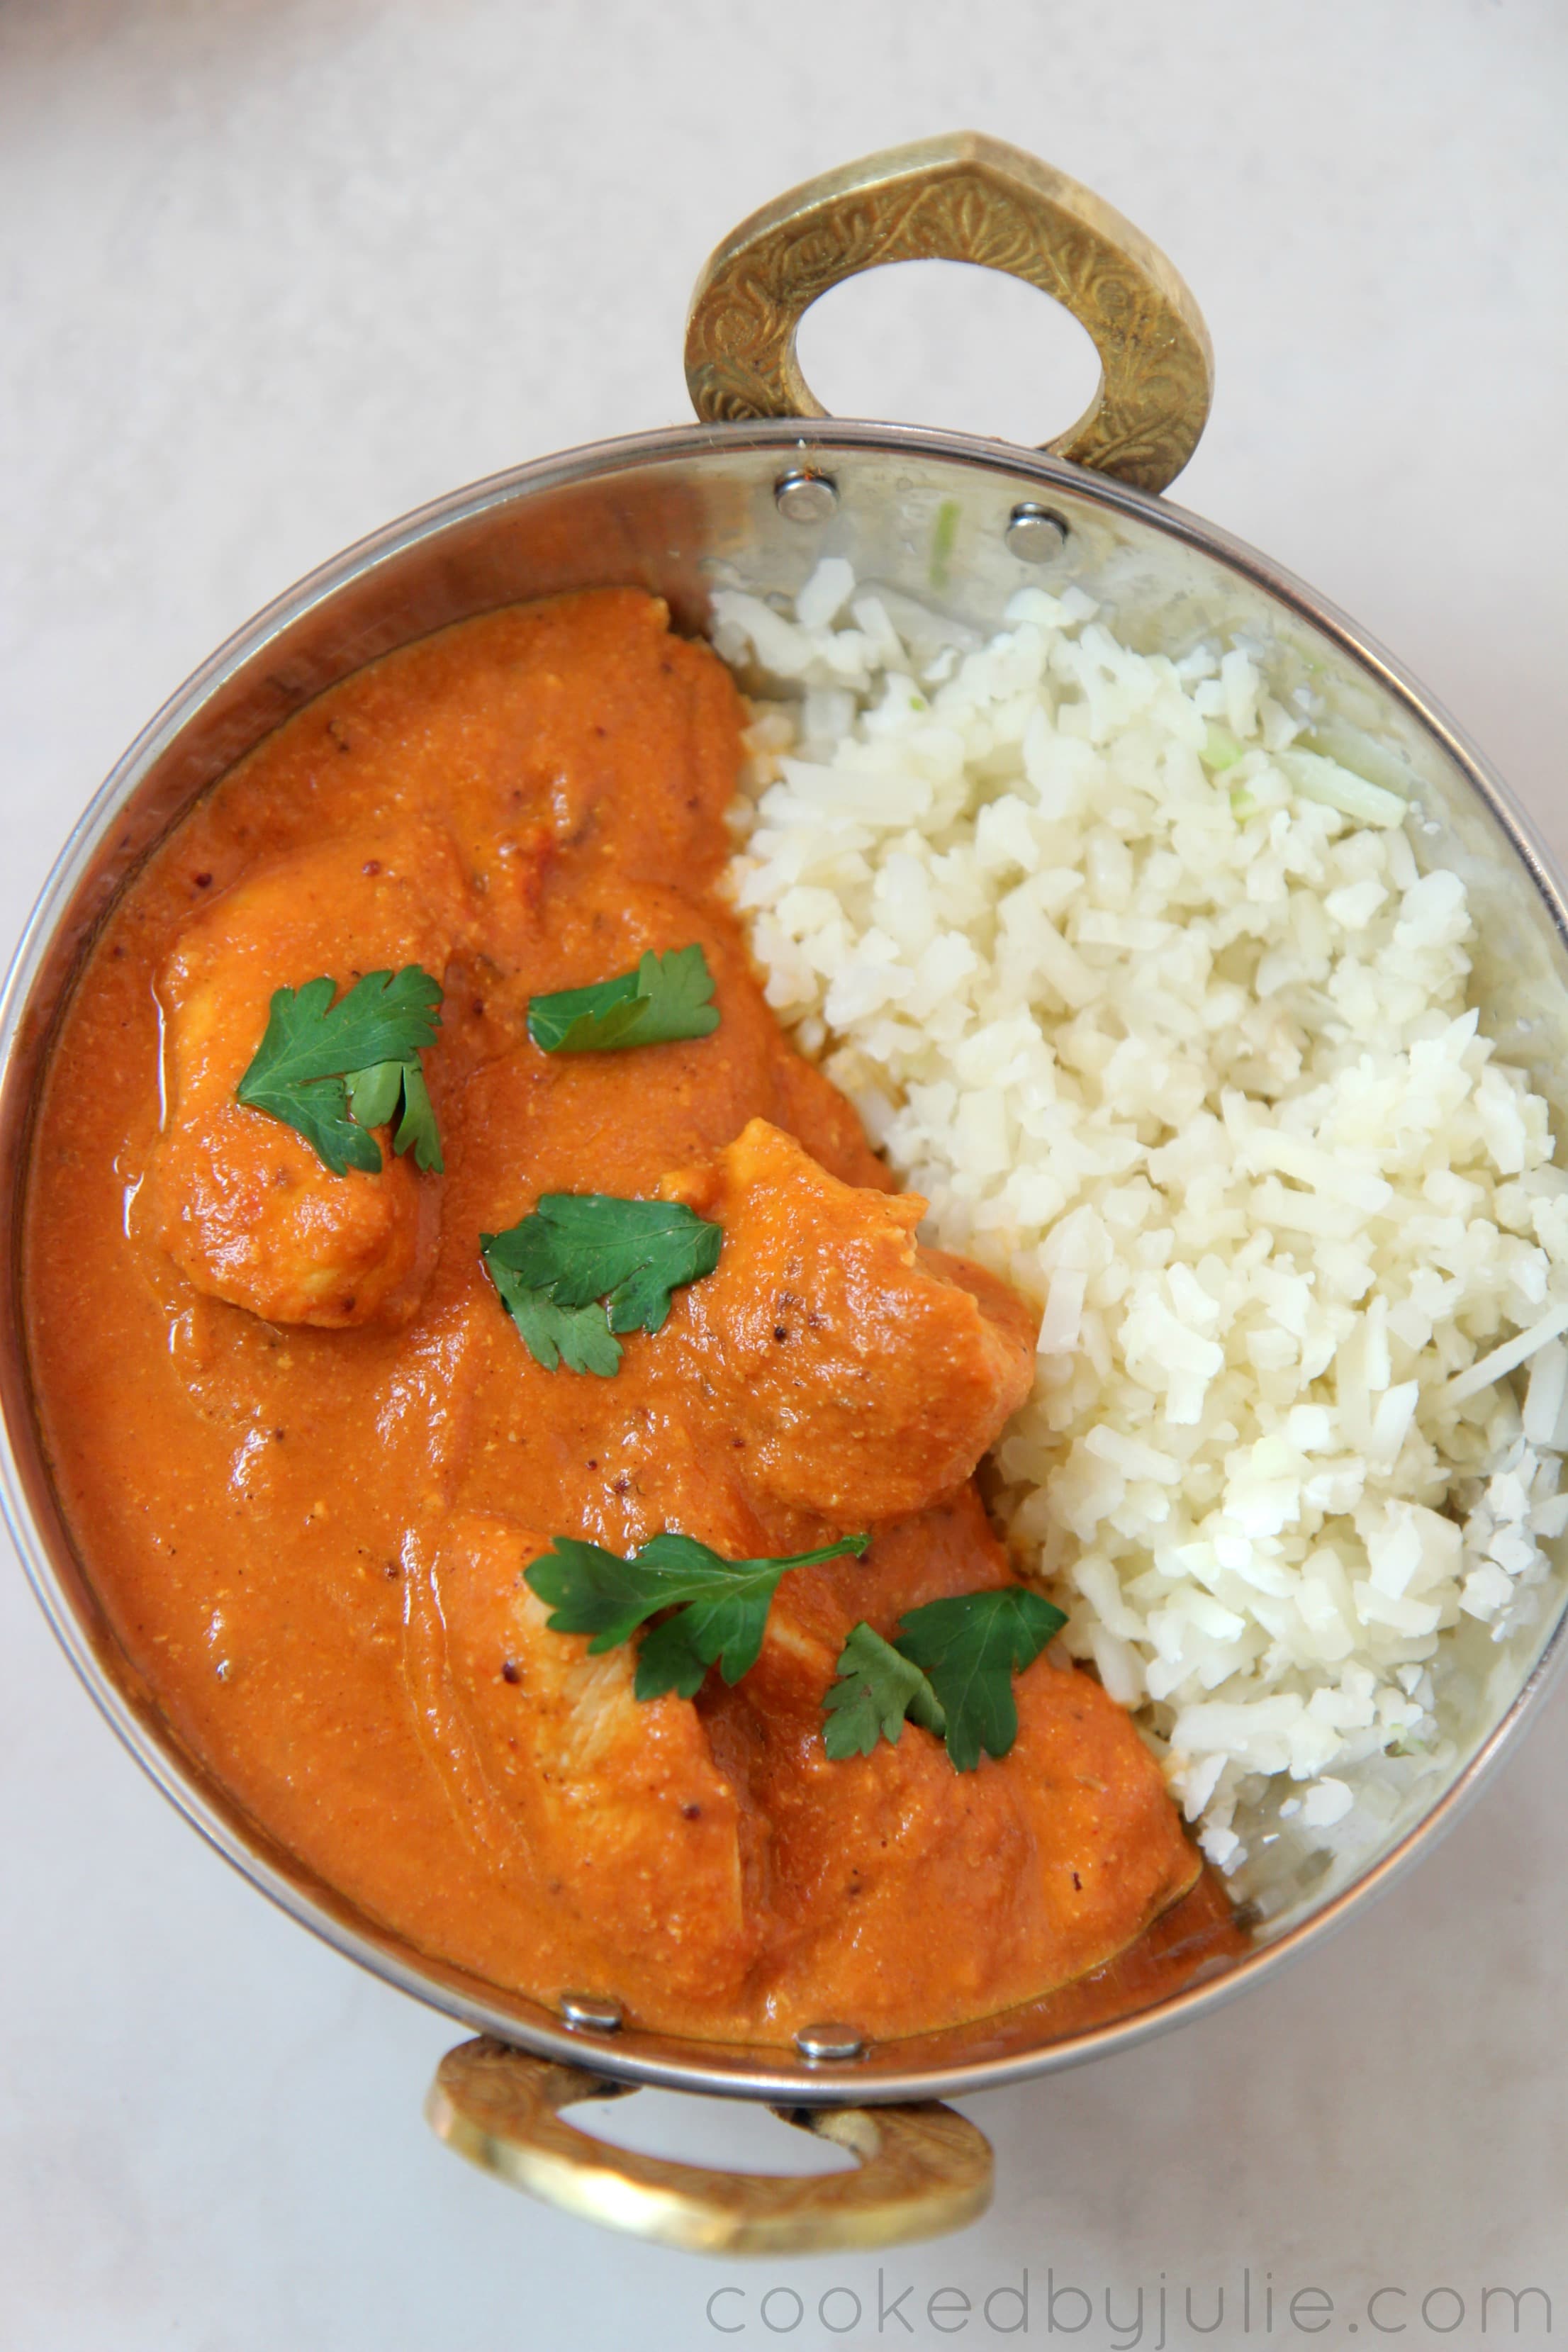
top-left (25, 590), bottom-right (1206, 2041)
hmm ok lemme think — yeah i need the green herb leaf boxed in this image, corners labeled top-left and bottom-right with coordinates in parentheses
top-left (822, 1589), bottom-right (1067, 1771)
top-left (632, 1609), bottom-right (715, 1702)
top-left (344, 1058), bottom-right (403, 1132)
top-left (481, 1194), bottom-right (722, 1376)
top-left (527, 945), bottom-right (720, 1055)
top-left (525, 1528), bottom-right (870, 1697)
top-left (241, 965), bottom-right (442, 1090)
top-left (391, 1058), bottom-right (443, 1173)
top-left (822, 1621), bottom-right (945, 1760)
top-left (894, 1589), bottom-right (1068, 1772)
top-left (484, 1265), bottom-right (625, 1376)
top-left (929, 495), bottom-right (960, 591)
top-left (236, 966), bottom-right (444, 1177)
top-left (246, 1066), bottom-right (381, 1178)
top-left (343, 1057), bottom-right (444, 1173)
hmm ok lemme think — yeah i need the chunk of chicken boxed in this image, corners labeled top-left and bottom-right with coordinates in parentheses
top-left (152, 831), bottom-right (464, 1328)
top-left (430, 1512), bottom-right (763, 2006)
top-left (657, 1119), bottom-right (1036, 1525)
top-left (705, 1489), bottom-right (1203, 2034)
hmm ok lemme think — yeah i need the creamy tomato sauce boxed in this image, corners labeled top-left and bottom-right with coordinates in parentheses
top-left (25, 592), bottom-right (1216, 2042)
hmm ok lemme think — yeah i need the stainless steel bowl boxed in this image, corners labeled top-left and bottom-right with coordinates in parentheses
top-left (4, 134), bottom-right (1564, 2254)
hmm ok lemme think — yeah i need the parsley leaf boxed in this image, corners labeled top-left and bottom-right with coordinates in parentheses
top-left (343, 1058), bottom-right (403, 1131)
top-left (483, 1267), bottom-right (625, 1376)
top-left (527, 945), bottom-right (719, 1055)
top-left (235, 965), bottom-right (444, 1177)
top-left (822, 1588), bottom-right (1068, 1772)
top-left (391, 1057), bottom-right (442, 1172)
top-left (345, 1057), bottom-right (444, 1173)
top-left (894, 1589), bottom-right (1068, 1771)
top-left (525, 1528), bottom-right (870, 1698)
top-left (481, 1194), bottom-right (723, 1377)
top-left (822, 1621), bottom-right (945, 1759)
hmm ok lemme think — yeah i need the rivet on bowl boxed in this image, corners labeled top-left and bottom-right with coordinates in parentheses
top-left (793, 2020), bottom-right (868, 2062)
top-left (774, 469), bottom-right (839, 524)
top-left (1004, 501), bottom-right (1069, 561)
top-left (559, 1991), bottom-right (625, 2034)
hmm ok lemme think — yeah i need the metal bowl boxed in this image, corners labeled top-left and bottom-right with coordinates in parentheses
top-left (4, 135), bottom-right (1564, 2253)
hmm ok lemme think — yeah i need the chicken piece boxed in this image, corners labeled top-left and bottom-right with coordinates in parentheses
top-left (705, 1489), bottom-right (1202, 2034)
top-left (435, 588), bottom-right (744, 895)
top-left (429, 1513), bottom-right (763, 2007)
top-left (656, 1119), bottom-right (1036, 1525)
top-left (722, 1642), bottom-right (1203, 2033)
top-left (151, 830), bottom-right (465, 1327)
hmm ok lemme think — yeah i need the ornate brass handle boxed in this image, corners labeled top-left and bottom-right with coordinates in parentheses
top-left (684, 129), bottom-right (1214, 494)
top-left (426, 2037), bottom-right (994, 2254)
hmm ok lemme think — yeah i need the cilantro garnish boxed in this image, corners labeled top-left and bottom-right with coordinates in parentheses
top-left (527, 945), bottom-right (719, 1055)
top-left (822, 1621), bottom-right (946, 1757)
top-left (822, 1588), bottom-right (1067, 1772)
top-left (525, 1528), bottom-right (870, 1699)
top-left (235, 965), bottom-right (444, 1177)
top-left (481, 1194), bottom-right (723, 1377)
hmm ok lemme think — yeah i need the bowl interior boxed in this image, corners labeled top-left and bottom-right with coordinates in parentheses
top-left (4, 419), bottom-right (1565, 2102)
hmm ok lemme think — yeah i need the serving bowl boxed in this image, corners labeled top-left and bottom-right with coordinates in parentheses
top-left (4, 133), bottom-right (1565, 2255)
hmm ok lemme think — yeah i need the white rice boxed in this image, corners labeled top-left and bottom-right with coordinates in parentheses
top-left (714, 560), bottom-right (1568, 1894)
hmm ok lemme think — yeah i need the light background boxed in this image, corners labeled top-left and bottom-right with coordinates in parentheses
top-left (3, 3), bottom-right (1566, 2346)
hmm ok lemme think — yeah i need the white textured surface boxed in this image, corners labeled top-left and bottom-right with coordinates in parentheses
top-left (2, 4), bottom-right (1565, 2345)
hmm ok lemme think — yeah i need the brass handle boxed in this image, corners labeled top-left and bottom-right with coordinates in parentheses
top-left (426, 2037), bottom-right (993, 2255)
top-left (684, 129), bottom-right (1214, 493)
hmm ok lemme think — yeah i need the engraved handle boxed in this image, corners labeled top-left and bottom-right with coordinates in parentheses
top-left (684, 129), bottom-right (1214, 493)
top-left (426, 2038), bottom-right (994, 2255)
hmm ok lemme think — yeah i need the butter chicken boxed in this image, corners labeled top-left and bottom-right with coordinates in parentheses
top-left (23, 590), bottom-right (1202, 2040)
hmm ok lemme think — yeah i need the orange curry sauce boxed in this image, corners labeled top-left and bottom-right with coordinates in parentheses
top-left (25, 591), bottom-right (1219, 2042)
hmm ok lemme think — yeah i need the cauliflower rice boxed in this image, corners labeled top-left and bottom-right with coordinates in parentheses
top-left (715, 559), bottom-right (1568, 1898)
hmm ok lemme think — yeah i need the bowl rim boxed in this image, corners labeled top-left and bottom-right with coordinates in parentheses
top-left (5, 412), bottom-right (1567, 2105)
